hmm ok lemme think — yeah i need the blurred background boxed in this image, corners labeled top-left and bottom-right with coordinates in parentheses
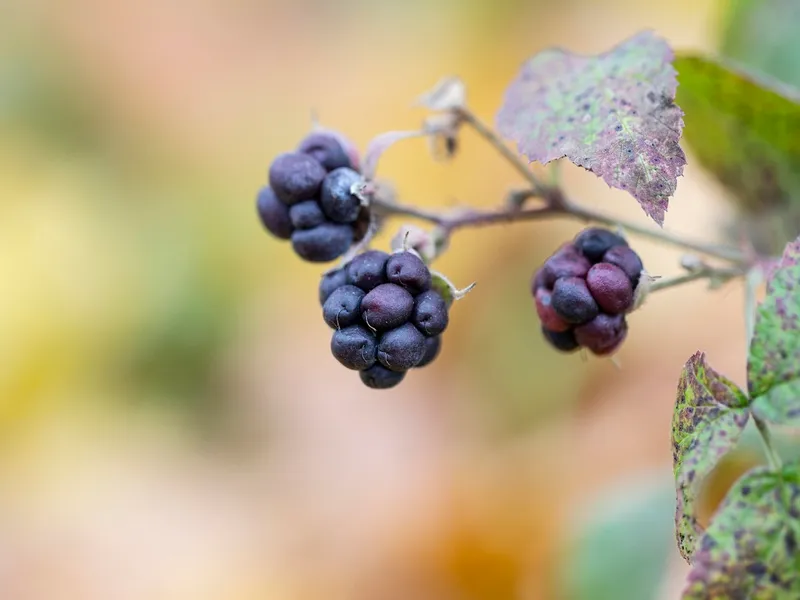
top-left (1, 0), bottom-right (796, 598)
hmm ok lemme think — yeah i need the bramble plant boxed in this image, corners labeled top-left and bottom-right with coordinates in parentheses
top-left (256, 26), bottom-right (800, 597)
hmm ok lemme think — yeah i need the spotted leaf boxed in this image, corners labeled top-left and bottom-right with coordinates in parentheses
top-left (682, 465), bottom-right (800, 598)
top-left (748, 237), bottom-right (800, 426)
top-left (673, 352), bottom-right (749, 562)
top-left (496, 30), bottom-right (686, 226)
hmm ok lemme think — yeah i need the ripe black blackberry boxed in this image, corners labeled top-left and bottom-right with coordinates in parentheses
top-left (256, 131), bottom-right (369, 262)
top-left (319, 250), bottom-right (450, 389)
top-left (532, 227), bottom-right (644, 356)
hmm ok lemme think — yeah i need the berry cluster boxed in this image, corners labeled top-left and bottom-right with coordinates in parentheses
top-left (256, 132), bottom-right (370, 262)
top-left (319, 250), bottom-right (449, 389)
top-left (533, 227), bottom-right (644, 356)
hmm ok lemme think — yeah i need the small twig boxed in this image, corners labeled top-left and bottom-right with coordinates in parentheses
top-left (371, 194), bottom-right (749, 266)
top-left (558, 199), bottom-right (747, 264)
top-left (648, 271), bottom-right (712, 293)
top-left (647, 267), bottom-right (742, 293)
top-left (456, 107), bottom-right (551, 197)
top-left (366, 103), bottom-right (749, 267)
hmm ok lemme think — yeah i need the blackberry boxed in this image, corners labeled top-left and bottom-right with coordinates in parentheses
top-left (321, 250), bottom-right (457, 388)
top-left (258, 132), bottom-right (369, 263)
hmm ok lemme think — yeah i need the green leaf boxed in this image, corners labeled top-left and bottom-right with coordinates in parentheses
top-left (682, 465), bottom-right (800, 598)
top-left (673, 352), bottom-right (750, 562)
top-left (674, 55), bottom-right (800, 252)
top-left (721, 0), bottom-right (800, 89)
top-left (748, 237), bottom-right (800, 427)
top-left (496, 30), bottom-right (685, 226)
top-left (562, 474), bottom-right (674, 600)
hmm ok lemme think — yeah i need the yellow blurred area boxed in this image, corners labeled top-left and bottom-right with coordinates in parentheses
top-left (0, 0), bottom-right (763, 598)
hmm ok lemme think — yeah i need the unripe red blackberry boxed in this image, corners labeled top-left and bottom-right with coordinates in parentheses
top-left (532, 227), bottom-right (644, 356)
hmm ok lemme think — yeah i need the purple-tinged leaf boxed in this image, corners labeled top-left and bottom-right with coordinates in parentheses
top-left (682, 465), bottom-right (800, 598)
top-left (748, 237), bottom-right (800, 426)
top-left (496, 31), bottom-right (686, 226)
top-left (672, 352), bottom-right (749, 563)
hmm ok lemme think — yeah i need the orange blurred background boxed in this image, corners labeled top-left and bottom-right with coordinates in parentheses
top-left (0, 1), bottom-right (782, 598)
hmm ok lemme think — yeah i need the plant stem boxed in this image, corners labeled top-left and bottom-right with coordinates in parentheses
top-left (368, 104), bottom-right (749, 266)
top-left (754, 415), bottom-right (783, 471)
top-left (456, 107), bottom-right (550, 196)
top-left (558, 200), bottom-right (747, 264)
top-left (647, 271), bottom-right (724, 293)
top-left (371, 195), bottom-right (748, 265)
